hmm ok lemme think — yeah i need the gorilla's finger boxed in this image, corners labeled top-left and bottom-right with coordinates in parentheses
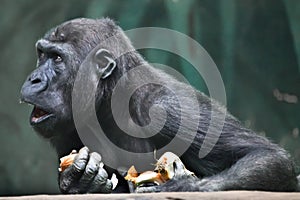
top-left (72, 147), bottom-right (90, 171)
top-left (77, 152), bottom-right (102, 190)
top-left (88, 166), bottom-right (112, 193)
top-left (59, 147), bottom-right (90, 193)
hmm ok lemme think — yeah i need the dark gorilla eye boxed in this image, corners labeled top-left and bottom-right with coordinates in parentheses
top-left (53, 54), bottom-right (63, 63)
top-left (40, 52), bottom-right (45, 59)
top-left (37, 49), bottom-right (45, 60)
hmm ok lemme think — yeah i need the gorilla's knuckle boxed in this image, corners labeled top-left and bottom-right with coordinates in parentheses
top-left (89, 152), bottom-right (102, 162)
top-left (59, 181), bottom-right (69, 193)
top-left (72, 161), bottom-right (86, 172)
top-left (97, 168), bottom-right (108, 180)
top-left (85, 164), bottom-right (98, 176)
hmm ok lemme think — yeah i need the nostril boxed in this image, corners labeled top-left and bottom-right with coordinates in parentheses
top-left (31, 78), bottom-right (42, 84)
top-left (28, 72), bottom-right (44, 85)
top-left (25, 71), bottom-right (48, 93)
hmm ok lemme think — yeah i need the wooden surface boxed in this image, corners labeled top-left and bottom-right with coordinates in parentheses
top-left (2, 191), bottom-right (300, 200)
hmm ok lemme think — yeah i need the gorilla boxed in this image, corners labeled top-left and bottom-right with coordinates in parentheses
top-left (20, 18), bottom-right (300, 194)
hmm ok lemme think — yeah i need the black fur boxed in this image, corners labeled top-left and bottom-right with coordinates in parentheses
top-left (20, 18), bottom-right (299, 193)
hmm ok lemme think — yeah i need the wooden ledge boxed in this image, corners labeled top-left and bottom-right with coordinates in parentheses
top-left (2, 191), bottom-right (300, 200)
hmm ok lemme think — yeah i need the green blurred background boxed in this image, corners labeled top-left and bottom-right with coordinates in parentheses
top-left (0, 0), bottom-right (299, 196)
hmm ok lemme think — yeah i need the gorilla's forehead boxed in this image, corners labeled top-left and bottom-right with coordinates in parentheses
top-left (43, 23), bottom-right (87, 44)
top-left (43, 18), bottom-right (118, 45)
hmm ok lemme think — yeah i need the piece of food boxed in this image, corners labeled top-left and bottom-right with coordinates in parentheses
top-left (58, 150), bottom-right (78, 172)
top-left (124, 166), bottom-right (165, 186)
top-left (135, 171), bottom-right (164, 186)
top-left (110, 173), bottom-right (119, 190)
top-left (124, 165), bottom-right (139, 181)
top-left (124, 152), bottom-right (194, 187)
top-left (154, 152), bottom-right (194, 180)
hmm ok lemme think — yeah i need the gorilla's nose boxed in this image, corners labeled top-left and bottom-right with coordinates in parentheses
top-left (21, 70), bottom-right (48, 99)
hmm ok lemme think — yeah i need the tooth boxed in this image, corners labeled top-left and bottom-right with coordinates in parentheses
top-left (19, 100), bottom-right (24, 104)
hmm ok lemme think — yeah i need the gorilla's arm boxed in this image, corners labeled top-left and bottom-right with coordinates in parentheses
top-left (137, 147), bottom-right (297, 192)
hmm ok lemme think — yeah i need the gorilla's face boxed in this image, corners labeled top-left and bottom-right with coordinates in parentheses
top-left (21, 38), bottom-right (76, 138)
top-left (20, 18), bottom-right (120, 139)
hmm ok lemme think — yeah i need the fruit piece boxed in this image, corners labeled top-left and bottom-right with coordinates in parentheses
top-left (124, 165), bottom-right (139, 182)
top-left (155, 152), bottom-right (194, 180)
top-left (135, 171), bottom-right (164, 186)
top-left (58, 150), bottom-right (77, 172)
top-left (124, 152), bottom-right (194, 187)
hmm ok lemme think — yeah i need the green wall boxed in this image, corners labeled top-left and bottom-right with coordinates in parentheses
top-left (0, 0), bottom-right (299, 195)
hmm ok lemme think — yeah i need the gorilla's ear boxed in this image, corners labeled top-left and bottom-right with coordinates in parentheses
top-left (94, 49), bottom-right (117, 79)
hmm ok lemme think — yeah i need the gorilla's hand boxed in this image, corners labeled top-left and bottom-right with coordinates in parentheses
top-left (59, 147), bottom-right (113, 194)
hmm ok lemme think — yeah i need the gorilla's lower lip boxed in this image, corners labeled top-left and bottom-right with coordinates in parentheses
top-left (30, 106), bottom-right (53, 125)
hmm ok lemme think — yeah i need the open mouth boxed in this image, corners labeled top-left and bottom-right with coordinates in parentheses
top-left (30, 106), bottom-right (53, 124)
